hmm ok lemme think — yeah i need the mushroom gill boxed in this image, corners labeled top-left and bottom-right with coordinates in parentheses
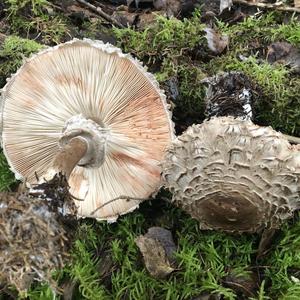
top-left (0, 38), bottom-right (175, 221)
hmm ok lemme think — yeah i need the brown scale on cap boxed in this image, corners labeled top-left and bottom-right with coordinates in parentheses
top-left (161, 117), bottom-right (300, 232)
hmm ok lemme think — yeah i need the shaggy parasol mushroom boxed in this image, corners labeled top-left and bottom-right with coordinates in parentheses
top-left (162, 72), bottom-right (300, 232)
top-left (0, 38), bottom-right (174, 220)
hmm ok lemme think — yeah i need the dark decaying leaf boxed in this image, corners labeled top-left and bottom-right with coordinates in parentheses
top-left (267, 42), bottom-right (300, 73)
top-left (112, 8), bottom-right (138, 26)
top-left (62, 279), bottom-right (77, 300)
top-left (222, 269), bottom-right (259, 298)
top-left (192, 293), bottom-right (221, 300)
top-left (127, 0), bottom-right (181, 16)
top-left (201, 72), bottom-right (260, 120)
top-left (257, 228), bottom-right (278, 259)
top-left (162, 76), bottom-right (180, 102)
top-left (135, 227), bottom-right (177, 278)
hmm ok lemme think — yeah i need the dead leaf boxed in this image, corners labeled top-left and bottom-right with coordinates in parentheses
top-left (127, 0), bottom-right (180, 16)
top-left (257, 228), bottom-right (277, 259)
top-left (146, 227), bottom-right (177, 261)
top-left (136, 12), bottom-right (162, 29)
top-left (62, 279), bottom-right (77, 300)
top-left (135, 227), bottom-right (177, 279)
top-left (220, 0), bottom-right (233, 13)
top-left (204, 28), bottom-right (229, 55)
top-left (112, 9), bottom-right (138, 26)
top-left (192, 294), bottom-right (221, 300)
top-left (222, 269), bottom-right (259, 298)
top-left (267, 42), bottom-right (300, 73)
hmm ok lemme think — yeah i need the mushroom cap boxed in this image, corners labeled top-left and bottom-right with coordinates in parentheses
top-left (1, 38), bottom-right (174, 221)
top-left (161, 117), bottom-right (300, 232)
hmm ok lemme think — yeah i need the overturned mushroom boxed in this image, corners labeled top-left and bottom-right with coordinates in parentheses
top-left (162, 117), bottom-right (300, 232)
top-left (162, 72), bottom-right (300, 232)
top-left (0, 38), bottom-right (174, 221)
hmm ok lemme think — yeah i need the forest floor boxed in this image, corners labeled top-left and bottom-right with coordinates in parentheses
top-left (0, 0), bottom-right (300, 299)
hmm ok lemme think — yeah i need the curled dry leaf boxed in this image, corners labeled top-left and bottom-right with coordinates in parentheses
top-left (136, 227), bottom-right (176, 278)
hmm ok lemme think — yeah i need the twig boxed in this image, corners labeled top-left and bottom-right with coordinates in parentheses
top-left (91, 195), bottom-right (148, 215)
top-left (76, 0), bottom-right (125, 28)
top-left (233, 0), bottom-right (300, 13)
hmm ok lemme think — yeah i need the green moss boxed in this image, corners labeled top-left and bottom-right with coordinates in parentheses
top-left (0, 35), bottom-right (42, 87)
top-left (264, 215), bottom-right (300, 299)
top-left (3, 199), bottom-right (300, 299)
top-left (114, 11), bottom-right (206, 70)
top-left (4, 0), bottom-right (68, 44)
top-left (0, 153), bottom-right (16, 191)
top-left (114, 12), bottom-right (300, 134)
top-left (216, 12), bottom-right (300, 50)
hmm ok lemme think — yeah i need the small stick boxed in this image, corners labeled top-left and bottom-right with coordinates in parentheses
top-left (233, 0), bottom-right (300, 13)
top-left (91, 195), bottom-right (148, 215)
top-left (76, 0), bottom-right (125, 28)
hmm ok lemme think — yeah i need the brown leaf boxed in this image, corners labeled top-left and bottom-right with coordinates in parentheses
top-left (135, 227), bottom-right (177, 279)
top-left (204, 28), bottom-right (229, 55)
top-left (257, 228), bottom-right (277, 259)
top-left (112, 9), bottom-right (138, 27)
top-left (62, 279), bottom-right (77, 300)
top-left (222, 270), bottom-right (259, 297)
top-left (267, 42), bottom-right (300, 73)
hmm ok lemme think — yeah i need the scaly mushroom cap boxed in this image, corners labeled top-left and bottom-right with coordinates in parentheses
top-left (1, 38), bottom-right (174, 221)
top-left (161, 117), bottom-right (300, 232)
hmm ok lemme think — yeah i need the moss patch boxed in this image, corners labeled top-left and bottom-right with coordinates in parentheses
top-left (0, 35), bottom-right (42, 87)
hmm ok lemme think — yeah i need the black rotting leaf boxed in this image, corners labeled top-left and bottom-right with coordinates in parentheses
top-left (201, 71), bottom-right (261, 120)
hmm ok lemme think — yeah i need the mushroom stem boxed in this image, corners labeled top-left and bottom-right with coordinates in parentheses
top-left (283, 134), bottom-right (300, 145)
top-left (44, 137), bottom-right (88, 180)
